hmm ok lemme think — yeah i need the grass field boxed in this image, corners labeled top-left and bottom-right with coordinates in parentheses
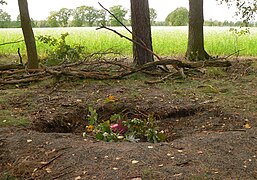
top-left (0, 26), bottom-right (257, 58)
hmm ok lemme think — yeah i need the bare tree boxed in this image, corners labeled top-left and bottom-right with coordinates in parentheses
top-left (130, 0), bottom-right (154, 66)
top-left (18, 0), bottom-right (38, 69)
top-left (186, 0), bottom-right (210, 61)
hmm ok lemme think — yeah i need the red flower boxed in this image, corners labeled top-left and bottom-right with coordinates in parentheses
top-left (117, 119), bottom-right (128, 135)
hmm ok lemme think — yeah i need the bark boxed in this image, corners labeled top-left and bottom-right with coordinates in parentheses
top-left (18, 0), bottom-right (39, 69)
top-left (130, 0), bottom-right (154, 66)
top-left (186, 0), bottom-right (210, 61)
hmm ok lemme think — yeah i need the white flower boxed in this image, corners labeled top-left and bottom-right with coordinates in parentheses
top-left (103, 132), bottom-right (109, 137)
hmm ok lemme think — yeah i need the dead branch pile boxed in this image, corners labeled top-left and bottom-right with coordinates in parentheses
top-left (0, 58), bottom-right (231, 85)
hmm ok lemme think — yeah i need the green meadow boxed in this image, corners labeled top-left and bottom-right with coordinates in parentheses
top-left (0, 26), bottom-right (257, 58)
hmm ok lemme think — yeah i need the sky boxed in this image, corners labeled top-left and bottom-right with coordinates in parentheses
top-left (2, 0), bottom-right (238, 22)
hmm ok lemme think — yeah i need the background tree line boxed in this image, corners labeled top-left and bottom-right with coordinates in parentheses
top-left (1, 4), bottom-right (257, 28)
top-left (0, 5), bottom-right (156, 28)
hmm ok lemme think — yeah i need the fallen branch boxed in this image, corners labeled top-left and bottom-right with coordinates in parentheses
top-left (46, 69), bottom-right (112, 80)
top-left (32, 153), bottom-right (64, 177)
top-left (0, 76), bottom-right (51, 84)
top-left (0, 39), bottom-right (24, 46)
top-left (0, 59), bottom-right (232, 85)
top-left (145, 72), bottom-right (178, 84)
top-left (0, 64), bottom-right (24, 71)
top-left (143, 58), bottom-right (231, 69)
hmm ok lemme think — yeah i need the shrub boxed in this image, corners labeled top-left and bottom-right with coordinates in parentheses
top-left (37, 33), bottom-right (84, 65)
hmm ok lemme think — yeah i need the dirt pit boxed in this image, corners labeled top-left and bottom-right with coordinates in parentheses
top-left (31, 98), bottom-right (246, 142)
top-left (1, 59), bottom-right (257, 179)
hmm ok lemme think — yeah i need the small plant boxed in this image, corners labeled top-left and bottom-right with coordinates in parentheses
top-left (37, 33), bottom-right (85, 65)
top-left (229, 27), bottom-right (250, 53)
top-left (87, 106), bottom-right (98, 125)
top-left (85, 106), bottom-right (98, 133)
top-left (83, 107), bottom-right (166, 143)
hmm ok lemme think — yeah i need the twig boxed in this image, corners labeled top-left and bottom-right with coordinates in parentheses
top-left (98, 2), bottom-right (147, 47)
top-left (98, 3), bottom-right (173, 72)
top-left (98, 2), bottom-right (133, 35)
top-left (0, 76), bottom-right (51, 84)
top-left (228, 129), bottom-right (247, 132)
top-left (35, 153), bottom-right (64, 172)
top-left (97, 25), bottom-right (162, 61)
top-left (18, 48), bottom-right (23, 64)
top-left (0, 39), bottom-right (24, 46)
top-left (100, 60), bottom-right (132, 70)
top-left (145, 72), bottom-right (177, 84)
top-left (225, 49), bottom-right (245, 59)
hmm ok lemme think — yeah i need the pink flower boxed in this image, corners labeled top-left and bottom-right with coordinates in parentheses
top-left (110, 120), bottom-right (128, 135)
top-left (111, 124), bottom-right (119, 132)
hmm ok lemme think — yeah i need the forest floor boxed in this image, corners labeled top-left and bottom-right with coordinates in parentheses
top-left (0, 57), bottom-right (257, 179)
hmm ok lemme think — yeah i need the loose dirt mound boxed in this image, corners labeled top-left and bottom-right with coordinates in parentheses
top-left (1, 127), bottom-right (257, 179)
top-left (1, 84), bottom-right (255, 179)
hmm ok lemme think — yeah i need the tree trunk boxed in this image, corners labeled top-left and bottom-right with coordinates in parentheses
top-left (18, 0), bottom-right (38, 69)
top-left (186, 0), bottom-right (210, 61)
top-left (130, 0), bottom-right (154, 66)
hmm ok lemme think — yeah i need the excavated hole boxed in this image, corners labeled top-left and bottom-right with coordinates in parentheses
top-left (32, 106), bottom-right (87, 133)
top-left (32, 102), bottom-right (207, 134)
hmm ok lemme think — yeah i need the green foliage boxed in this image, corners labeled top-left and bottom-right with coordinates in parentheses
top-left (218, 0), bottom-right (257, 24)
top-left (47, 8), bottom-right (72, 27)
top-left (71, 7), bottom-right (107, 27)
top-left (0, 110), bottom-right (29, 127)
top-left (87, 107), bottom-right (98, 125)
top-left (109, 5), bottom-right (128, 26)
top-left (47, 11), bottom-right (59, 27)
top-left (84, 107), bottom-right (166, 143)
top-left (146, 128), bottom-right (161, 143)
top-left (72, 6), bottom-right (98, 27)
top-left (96, 9), bottom-right (107, 26)
top-left (0, 9), bottom-right (11, 27)
top-left (149, 8), bottom-right (157, 25)
top-left (57, 8), bottom-right (72, 27)
top-left (37, 33), bottom-right (84, 64)
top-left (95, 121), bottom-right (117, 142)
top-left (165, 7), bottom-right (189, 26)
top-left (229, 27), bottom-right (250, 36)
top-left (229, 27), bottom-right (250, 52)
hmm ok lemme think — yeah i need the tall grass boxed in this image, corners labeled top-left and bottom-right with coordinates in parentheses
top-left (0, 26), bottom-right (257, 58)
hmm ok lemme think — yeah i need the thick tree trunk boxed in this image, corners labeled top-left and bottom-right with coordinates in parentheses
top-left (130, 0), bottom-right (154, 66)
top-left (18, 0), bottom-right (38, 69)
top-left (186, 0), bottom-right (210, 61)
